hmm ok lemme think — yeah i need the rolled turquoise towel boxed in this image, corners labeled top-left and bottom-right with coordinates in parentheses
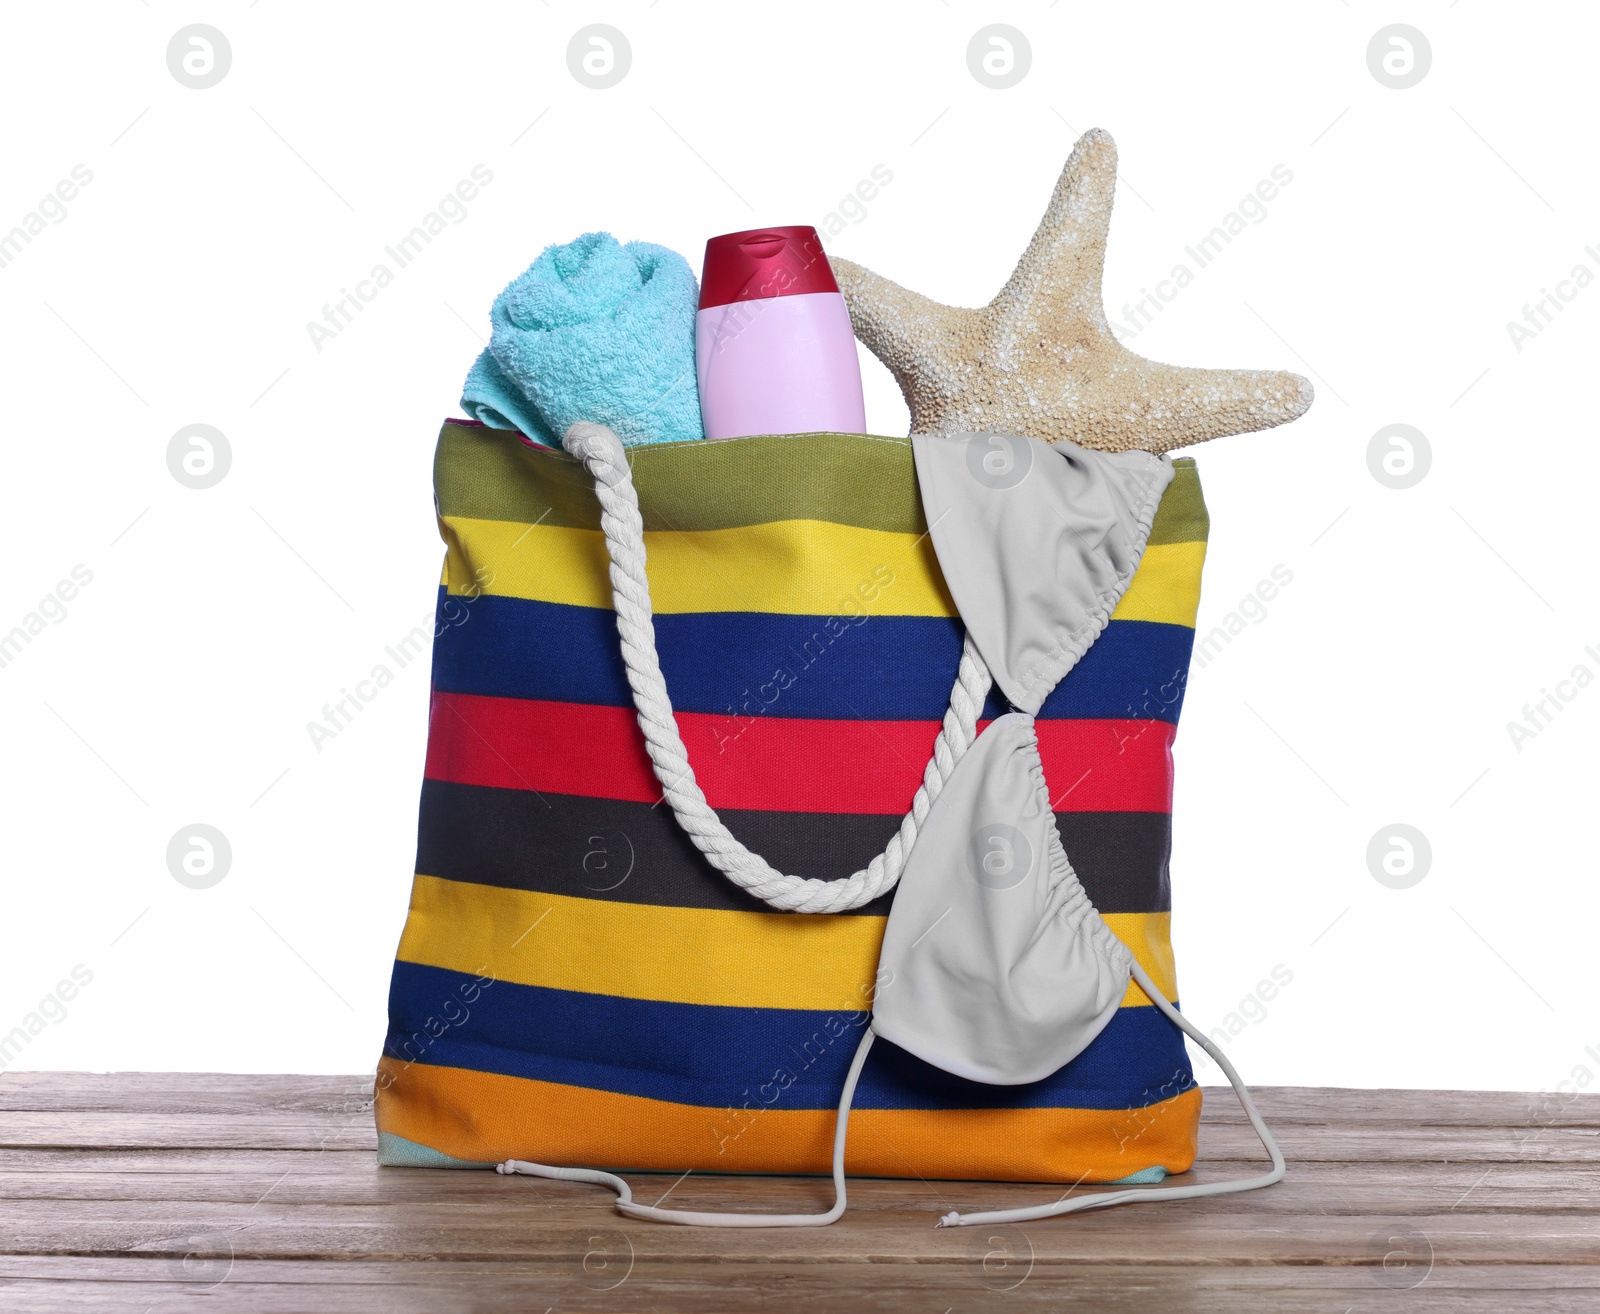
top-left (459, 348), bottom-right (559, 447)
top-left (460, 232), bottom-right (704, 447)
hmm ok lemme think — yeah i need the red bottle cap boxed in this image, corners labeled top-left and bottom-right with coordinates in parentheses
top-left (698, 225), bottom-right (841, 310)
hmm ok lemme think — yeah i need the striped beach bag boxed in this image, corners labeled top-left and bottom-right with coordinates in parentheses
top-left (375, 419), bottom-right (1277, 1219)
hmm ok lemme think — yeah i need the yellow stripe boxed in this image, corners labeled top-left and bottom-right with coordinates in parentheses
top-left (397, 875), bottom-right (1175, 1010)
top-left (1111, 540), bottom-right (1206, 628)
top-left (442, 515), bottom-right (950, 617)
top-left (440, 515), bottom-right (1202, 627)
top-left (1106, 911), bottom-right (1179, 1008)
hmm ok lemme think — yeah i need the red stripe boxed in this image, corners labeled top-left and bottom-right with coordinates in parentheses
top-left (426, 692), bottom-right (1174, 815)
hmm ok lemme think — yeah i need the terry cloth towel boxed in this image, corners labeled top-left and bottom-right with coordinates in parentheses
top-left (460, 232), bottom-right (704, 448)
top-left (459, 349), bottom-right (559, 448)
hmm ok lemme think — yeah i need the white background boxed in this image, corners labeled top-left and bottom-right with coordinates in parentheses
top-left (0, 2), bottom-right (1593, 1095)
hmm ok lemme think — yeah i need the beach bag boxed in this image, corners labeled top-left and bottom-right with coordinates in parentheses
top-left (375, 419), bottom-right (1280, 1221)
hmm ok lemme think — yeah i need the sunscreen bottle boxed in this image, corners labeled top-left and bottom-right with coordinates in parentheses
top-left (695, 225), bottom-right (867, 439)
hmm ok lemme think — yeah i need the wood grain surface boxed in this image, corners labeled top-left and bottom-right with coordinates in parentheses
top-left (2, 1074), bottom-right (1596, 1312)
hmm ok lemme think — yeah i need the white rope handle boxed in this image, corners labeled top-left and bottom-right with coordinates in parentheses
top-left (562, 422), bottom-right (993, 913)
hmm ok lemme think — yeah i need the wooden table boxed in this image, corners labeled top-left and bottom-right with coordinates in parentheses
top-left (1, 1075), bottom-right (1595, 1311)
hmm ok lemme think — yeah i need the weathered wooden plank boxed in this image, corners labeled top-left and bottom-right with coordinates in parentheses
top-left (1, 1196), bottom-right (1594, 1266)
top-left (0, 1258), bottom-right (1597, 1314)
top-left (0, 1147), bottom-right (372, 1175)
top-left (1, 1077), bottom-right (1595, 1312)
top-left (4, 1075), bottom-right (1596, 1127)
top-left (1207, 1085), bottom-right (1600, 1127)
top-left (1192, 1120), bottom-right (1600, 1163)
top-left (0, 1113), bottom-right (380, 1151)
top-left (5, 1109), bottom-right (1594, 1164)
top-left (2, 1154), bottom-right (1597, 1215)
top-left (0, 1072), bottom-right (375, 1116)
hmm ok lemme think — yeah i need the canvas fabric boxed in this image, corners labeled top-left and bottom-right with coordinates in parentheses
top-left (374, 422), bottom-right (1211, 1183)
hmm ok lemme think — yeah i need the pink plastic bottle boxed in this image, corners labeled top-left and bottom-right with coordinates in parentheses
top-left (695, 226), bottom-right (867, 439)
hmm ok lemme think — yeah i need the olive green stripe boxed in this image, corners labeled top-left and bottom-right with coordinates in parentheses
top-left (435, 424), bottom-right (924, 533)
top-left (434, 423), bottom-right (1208, 543)
top-left (1149, 458), bottom-right (1209, 546)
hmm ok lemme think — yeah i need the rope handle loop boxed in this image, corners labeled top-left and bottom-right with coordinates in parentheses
top-left (562, 422), bottom-right (993, 913)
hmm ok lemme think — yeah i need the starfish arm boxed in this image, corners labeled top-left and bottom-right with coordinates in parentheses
top-left (832, 256), bottom-right (978, 431)
top-left (989, 127), bottom-right (1118, 338)
top-left (828, 131), bottom-right (1315, 451)
top-left (1079, 350), bottom-right (1315, 453)
top-left (832, 256), bottom-right (960, 361)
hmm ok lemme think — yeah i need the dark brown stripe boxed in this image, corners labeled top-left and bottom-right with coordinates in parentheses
top-left (415, 779), bottom-right (1171, 916)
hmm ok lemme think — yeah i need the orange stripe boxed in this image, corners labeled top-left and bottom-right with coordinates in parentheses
top-left (374, 1057), bottom-right (1200, 1183)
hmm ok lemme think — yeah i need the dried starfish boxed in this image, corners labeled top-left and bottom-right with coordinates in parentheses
top-left (831, 128), bottom-right (1313, 453)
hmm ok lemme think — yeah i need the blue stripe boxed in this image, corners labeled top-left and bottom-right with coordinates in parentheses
top-left (430, 590), bottom-right (1195, 723)
top-left (385, 960), bottom-right (1195, 1112)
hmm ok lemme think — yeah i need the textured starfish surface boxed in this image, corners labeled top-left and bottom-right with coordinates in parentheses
top-left (832, 129), bottom-right (1314, 454)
